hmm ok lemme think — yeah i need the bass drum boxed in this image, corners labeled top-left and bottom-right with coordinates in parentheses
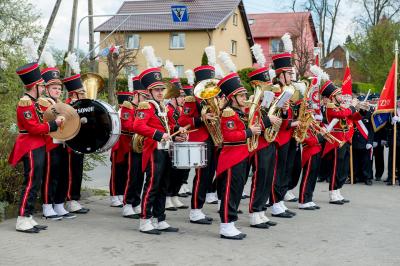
top-left (66, 99), bottom-right (121, 154)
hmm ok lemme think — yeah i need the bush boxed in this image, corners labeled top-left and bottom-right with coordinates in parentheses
top-left (352, 82), bottom-right (379, 94)
top-left (237, 67), bottom-right (256, 94)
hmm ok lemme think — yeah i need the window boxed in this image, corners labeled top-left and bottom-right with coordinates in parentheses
top-left (233, 13), bottom-right (238, 26)
top-left (126, 34), bottom-right (140, 49)
top-left (175, 65), bottom-right (184, 78)
top-left (271, 38), bottom-right (284, 54)
top-left (248, 19), bottom-right (255, 25)
top-left (125, 65), bottom-right (139, 76)
top-left (231, 40), bottom-right (237, 56)
top-left (170, 33), bottom-right (185, 49)
top-left (333, 60), bottom-right (344, 69)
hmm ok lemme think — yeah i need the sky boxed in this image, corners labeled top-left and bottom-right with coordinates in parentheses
top-left (28, 0), bottom-right (359, 54)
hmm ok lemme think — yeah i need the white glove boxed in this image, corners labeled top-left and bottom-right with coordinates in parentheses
top-left (373, 142), bottom-right (378, 148)
top-left (381, 140), bottom-right (388, 146)
top-left (392, 116), bottom-right (400, 125)
top-left (366, 144), bottom-right (373, 150)
top-left (314, 114), bottom-right (323, 122)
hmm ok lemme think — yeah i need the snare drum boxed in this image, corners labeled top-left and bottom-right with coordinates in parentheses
top-left (66, 99), bottom-right (121, 154)
top-left (170, 142), bottom-right (207, 169)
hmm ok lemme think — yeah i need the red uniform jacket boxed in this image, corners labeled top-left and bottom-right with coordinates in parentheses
top-left (9, 96), bottom-right (57, 166)
top-left (216, 107), bottom-right (252, 176)
top-left (112, 101), bottom-right (136, 163)
top-left (301, 128), bottom-right (322, 167)
top-left (132, 101), bottom-right (174, 172)
top-left (256, 109), bottom-right (271, 151)
top-left (178, 96), bottom-right (209, 142)
top-left (167, 103), bottom-right (182, 132)
top-left (323, 104), bottom-right (361, 156)
top-left (275, 107), bottom-right (293, 147)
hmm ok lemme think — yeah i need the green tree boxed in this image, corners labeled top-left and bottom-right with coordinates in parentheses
top-left (347, 18), bottom-right (400, 88)
top-left (201, 51), bottom-right (208, 66)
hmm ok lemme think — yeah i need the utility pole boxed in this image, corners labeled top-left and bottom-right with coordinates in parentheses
top-left (37, 0), bottom-right (62, 58)
top-left (66, 0), bottom-right (79, 77)
top-left (88, 0), bottom-right (96, 72)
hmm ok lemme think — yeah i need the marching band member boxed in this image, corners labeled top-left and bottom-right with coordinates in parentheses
top-left (321, 80), bottom-right (362, 204)
top-left (121, 77), bottom-right (149, 218)
top-left (133, 46), bottom-right (184, 234)
top-left (270, 33), bottom-right (298, 218)
top-left (63, 54), bottom-right (90, 214)
top-left (247, 44), bottom-right (279, 228)
top-left (216, 66), bottom-right (261, 239)
top-left (9, 39), bottom-right (63, 232)
top-left (109, 91), bottom-right (134, 207)
top-left (164, 60), bottom-right (189, 211)
top-left (40, 53), bottom-right (76, 220)
top-left (178, 62), bottom-right (216, 225)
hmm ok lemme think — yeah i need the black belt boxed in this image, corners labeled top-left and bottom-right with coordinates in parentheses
top-left (223, 141), bottom-right (246, 146)
top-left (121, 130), bottom-right (134, 136)
top-left (332, 128), bottom-right (349, 133)
top-left (19, 130), bottom-right (28, 134)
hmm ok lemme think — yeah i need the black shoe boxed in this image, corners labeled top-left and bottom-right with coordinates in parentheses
top-left (375, 176), bottom-right (382, 181)
top-left (72, 208), bottom-right (90, 214)
top-left (341, 199), bottom-right (350, 203)
top-left (287, 198), bottom-right (298, 202)
top-left (345, 178), bottom-right (351, 184)
top-left (176, 205), bottom-right (189, 209)
top-left (313, 205), bottom-right (321, 210)
top-left (178, 193), bottom-right (188, 198)
top-left (190, 218), bottom-right (212, 225)
top-left (140, 229), bottom-right (161, 235)
top-left (166, 206), bottom-right (178, 211)
top-left (299, 206), bottom-right (316, 210)
top-left (365, 180), bottom-right (373, 185)
top-left (285, 209), bottom-right (296, 216)
top-left (17, 227), bottom-right (40, 233)
top-left (250, 223), bottom-right (270, 229)
top-left (271, 212), bottom-right (293, 218)
top-left (205, 216), bottom-right (213, 222)
top-left (266, 221), bottom-right (277, 226)
top-left (386, 181), bottom-right (395, 186)
top-left (241, 195), bottom-right (250, 200)
top-left (237, 209), bottom-right (243, 214)
top-left (186, 192), bottom-right (192, 196)
top-left (220, 233), bottom-right (245, 240)
top-left (61, 213), bottom-right (76, 219)
top-left (329, 200), bottom-right (344, 205)
top-left (207, 200), bottom-right (218, 205)
top-left (111, 204), bottom-right (123, 208)
top-left (34, 225), bottom-right (48, 230)
top-left (158, 227), bottom-right (179, 232)
top-left (317, 178), bottom-right (326, 183)
top-left (42, 214), bottom-right (62, 220)
top-left (123, 214), bottom-right (140, 219)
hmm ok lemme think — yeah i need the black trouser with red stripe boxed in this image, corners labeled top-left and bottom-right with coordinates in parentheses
top-left (191, 139), bottom-right (216, 209)
top-left (109, 151), bottom-right (128, 196)
top-left (327, 143), bottom-right (350, 191)
top-left (218, 159), bottom-right (248, 223)
top-left (168, 168), bottom-right (190, 197)
top-left (270, 142), bottom-right (290, 204)
top-left (67, 151), bottom-right (84, 201)
top-left (206, 147), bottom-right (220, 195)
top-left (123, 151), bottom-right (144, 207)
top-left (141, 149), bottom-right (171, 221)
top-left (286, 139), bottom-right (302, 191)
top-left (249, 144), bottom-right (276, 213)
top-left (299, 152), bottom-right (321, 204)
top-left (19, 146), bottom-right (46, 217)
top-left (42, 145), bottom-right (68, 204)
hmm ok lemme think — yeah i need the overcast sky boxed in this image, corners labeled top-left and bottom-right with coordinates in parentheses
top-left (28, 0), bottom-right (359, 53)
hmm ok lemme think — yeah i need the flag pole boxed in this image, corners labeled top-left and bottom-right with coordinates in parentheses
top-left (393, 40), bottom-right (398, 186)
top-left (346, 49), bottom-right (354, 185)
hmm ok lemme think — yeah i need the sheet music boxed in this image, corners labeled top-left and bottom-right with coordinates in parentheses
top-left (261, 91), bottom-right (275, 108)
top-left (276, 91), bottom-right (293, 108)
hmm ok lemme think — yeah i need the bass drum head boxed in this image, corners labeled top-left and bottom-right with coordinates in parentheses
top-left (66, 99), bottom-right (119, 154)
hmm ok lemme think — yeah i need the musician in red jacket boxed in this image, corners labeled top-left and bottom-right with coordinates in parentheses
top-left (40, 66), bottom-right (76, 220)
top-left (121, 77), bottom-right (149, 218)
top-left (63, 74), bottom-right (90, 214)
top-left (321, 80), bottom-right (361, 204)
top-left (216, 72), bottom-right (261, 240)
top-left (9, 62), bottom-right (62, 233)
top-left (178, 65), bottom-right (216, 225)
top-left (109, 91), bottom-right (134, 208)
top-left (164, 78), bottom-right (189, 211)
top-left (133, 67), bottom-right (186, 234)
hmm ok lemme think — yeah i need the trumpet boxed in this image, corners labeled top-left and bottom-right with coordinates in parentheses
top-left (310, 121), bottom-right (345, 148)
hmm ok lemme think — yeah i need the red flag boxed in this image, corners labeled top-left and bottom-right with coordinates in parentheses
top-left (376, 60), bottom-right (396, 113)
top-left (315, 54), bottom-right (319, 67)
top-left (342, 66), bottom-right (352, 96)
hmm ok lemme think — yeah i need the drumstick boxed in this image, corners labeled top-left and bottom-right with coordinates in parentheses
top-left (170, 129), bottom-right (198, 138)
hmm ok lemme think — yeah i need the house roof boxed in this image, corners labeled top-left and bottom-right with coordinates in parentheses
top-left (248, 12), bottom-right (318, 45)
top-left (95, 0), bottom-right (246, 32)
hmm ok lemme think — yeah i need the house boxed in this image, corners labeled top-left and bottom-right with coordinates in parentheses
top-left (248, 12), bottom-right (318, 71)
top-left (323, 45), bottom-right (364, 83)
top-left (95, 0), bottom-right (254, 78)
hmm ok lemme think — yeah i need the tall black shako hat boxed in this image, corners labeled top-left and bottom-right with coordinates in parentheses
top-left (16, 38), bottom-right (44, 89)
top-left (272, 33), bottom-right (293, 75)
top-left (117, 92), bottom-right (133, 105)
top-left (320, 80), bottom-right (340, 98)
top-left (217, 73), bottom-right (246, 100)
top-left (194, 65), bottom-right (215, 84)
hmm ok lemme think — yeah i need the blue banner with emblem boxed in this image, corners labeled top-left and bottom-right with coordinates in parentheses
top-left (171, 5), bottom-right (189, 22)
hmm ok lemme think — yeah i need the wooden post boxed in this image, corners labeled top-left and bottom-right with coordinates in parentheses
top-left (88, 0), bottom-right (95, 72)
top-left (393, 40), bottom-right (398, 186)
top-left (37, 0), bottom-right (62, 58)
top-left (65, 0), bottom-right (79, 77)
